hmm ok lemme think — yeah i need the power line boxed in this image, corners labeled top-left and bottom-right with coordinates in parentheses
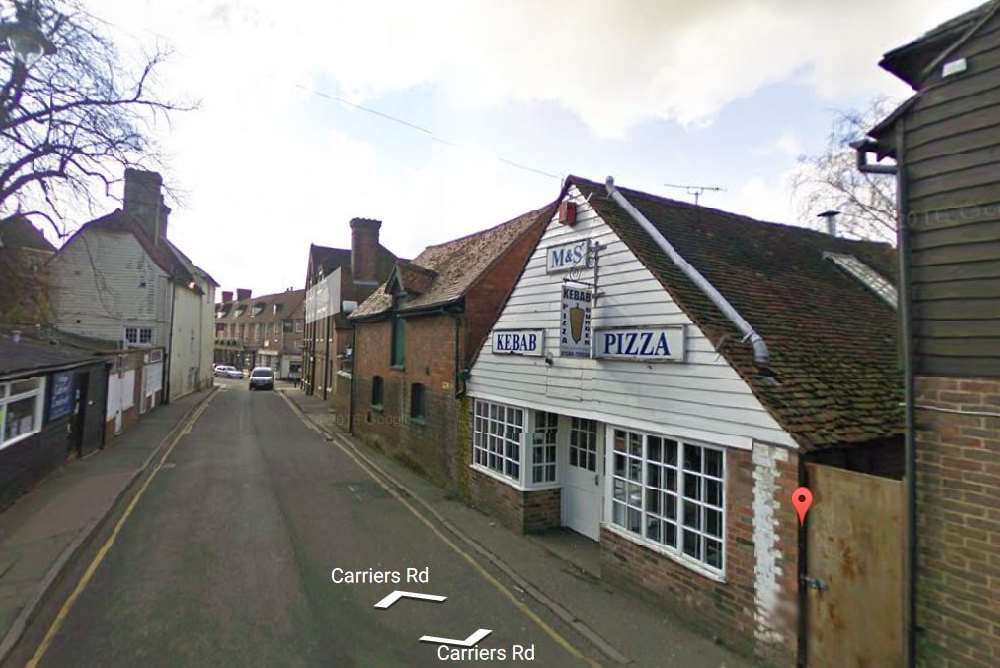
top-left (296, 83), bottom-right (561, 181)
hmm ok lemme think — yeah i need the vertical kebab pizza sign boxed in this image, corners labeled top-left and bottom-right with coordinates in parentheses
top-left (560, 285), bottom-right (592, 357)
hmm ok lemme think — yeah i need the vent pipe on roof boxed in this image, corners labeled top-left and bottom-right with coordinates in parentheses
top-left (817, 209), bottom-right (840, 237)
top-left (604, 176), bottom-right (770, 368)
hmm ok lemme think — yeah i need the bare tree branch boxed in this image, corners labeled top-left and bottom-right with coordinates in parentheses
top-left (791, 97), bottom-right (899, 243)
top-left (0, 0), bottom-right (194, 238)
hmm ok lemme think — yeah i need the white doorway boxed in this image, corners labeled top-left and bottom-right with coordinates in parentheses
top-left (561, 417), bottom-right (603, 540)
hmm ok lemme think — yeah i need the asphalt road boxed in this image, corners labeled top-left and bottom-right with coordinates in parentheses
top-left (13, 380), bottom-right (593, 667)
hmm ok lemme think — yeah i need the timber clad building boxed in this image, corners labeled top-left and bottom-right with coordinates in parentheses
top-left (862, 2), bottom-right (1000, 666)
top-left (348, 206), bottom-right (550, 486)
top-left (464, 176), bottom-right (902, 663)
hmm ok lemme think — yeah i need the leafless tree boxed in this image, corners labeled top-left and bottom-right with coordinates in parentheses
top-left (0, 0), bottom-right (191, 239)
top-left (791, 97), bottom-right (899, 243)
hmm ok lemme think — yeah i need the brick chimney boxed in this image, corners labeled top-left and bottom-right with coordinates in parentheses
top-left (236, 288), bottom-right (251, 301)
top-left (221, 290), bottom-right (233, 303)
top-left (350, 218), bottom-right (382, 285)
top-left (123, 169), bottom-right (165, 244)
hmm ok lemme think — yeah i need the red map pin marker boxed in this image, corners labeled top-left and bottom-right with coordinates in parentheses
top-left (792, 487), bottom-right (813, 525)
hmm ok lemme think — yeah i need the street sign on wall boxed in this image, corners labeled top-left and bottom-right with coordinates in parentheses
top-left (594, 326), bottom-right (685, 362)
top-left (560, 286), bottom-right (592, 358)
top-left (491, 329), bottom-right (544, 356)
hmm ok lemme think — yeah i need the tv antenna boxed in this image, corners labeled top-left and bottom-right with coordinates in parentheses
top-left (663, 183), bottom-right (725, 207)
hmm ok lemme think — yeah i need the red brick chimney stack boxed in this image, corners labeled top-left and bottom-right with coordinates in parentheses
top-left (350, 218), bottom-right (382, 285)
top-left (221, 290), bottom-right (233, 303)
top-left (236, 288), bottom-right (252, 301)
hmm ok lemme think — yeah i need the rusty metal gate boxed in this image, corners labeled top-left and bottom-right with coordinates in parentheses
top-left (804, 463), bottom-right (904, 667)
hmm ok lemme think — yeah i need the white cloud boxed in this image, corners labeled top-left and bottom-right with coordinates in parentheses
top-left (86, 0), bottom-right (979, 292)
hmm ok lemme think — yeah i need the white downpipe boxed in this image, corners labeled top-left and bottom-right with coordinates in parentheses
top-left (604, 176), bottom-right (770, 367)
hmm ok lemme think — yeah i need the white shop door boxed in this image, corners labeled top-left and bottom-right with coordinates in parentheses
top-left (561, 417), bottom-right (603, 540)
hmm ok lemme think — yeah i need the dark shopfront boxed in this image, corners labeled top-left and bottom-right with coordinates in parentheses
top-left (0, 332), bottom-right (109, 509)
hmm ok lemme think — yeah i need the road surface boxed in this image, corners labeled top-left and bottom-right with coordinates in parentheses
top-left (9, 380), bottom-right (594, 667)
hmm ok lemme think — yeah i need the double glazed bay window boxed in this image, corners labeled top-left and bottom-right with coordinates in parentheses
top-left (611, 429), bottom-right (725, 574)
top-left (472, 400), bottom-right (522, 481)
top-left (1, 377), bottom-right (45, 449)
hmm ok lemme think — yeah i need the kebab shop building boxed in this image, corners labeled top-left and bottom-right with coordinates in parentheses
top-left (464, 176), bottom-right (902, 661)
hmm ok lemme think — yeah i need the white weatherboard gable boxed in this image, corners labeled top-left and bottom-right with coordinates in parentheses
top-left (467, 185), bottom-right (796, 450)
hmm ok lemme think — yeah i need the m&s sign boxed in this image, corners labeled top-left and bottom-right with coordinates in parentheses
top-left (546, 239), bottom-right (590, 274)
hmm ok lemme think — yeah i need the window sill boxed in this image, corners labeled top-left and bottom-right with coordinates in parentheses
top-left (410, 416), bottom-right (426, 426)
top-left (389, 365), bottom-right (406, 372)
top-left (469, 463), bottom-right (528, 491)
top-left (601, 523), bottom-right (726, 584)
top-left (0, 429), bottom-right (41, 451)
top-left (371, 404), bottom-right (384, 413)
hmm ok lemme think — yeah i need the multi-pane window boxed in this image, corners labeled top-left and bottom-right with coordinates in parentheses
top-left (410, 383), bottom-right (425, 421)
top-left (611, 429), bottom-right (725, 574)
top-left (531, 411), bottom-right (558, 484)
top-left (472, 400), bottom-right (523, 482)
top-left (124, 327), bottom-right (152, 346)
top-left (295, 320), bottom-right (304, 333)
top-left (570, 417), bottom-right (598, 471)
top-left (1, 377), bottom-right (45, 449)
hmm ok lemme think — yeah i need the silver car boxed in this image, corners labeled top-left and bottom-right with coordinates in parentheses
top-left (249, 367), bottom-right (274, 391)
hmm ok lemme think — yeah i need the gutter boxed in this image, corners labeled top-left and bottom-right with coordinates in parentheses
top-left (604, 176), bottom-right (770, 367)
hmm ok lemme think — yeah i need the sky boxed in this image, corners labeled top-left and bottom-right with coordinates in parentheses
top-left (82, 0), bottom-right (984, 297)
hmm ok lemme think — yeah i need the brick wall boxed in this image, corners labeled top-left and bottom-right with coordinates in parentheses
top-left (599, 445), bottom-right (799, 663)
top-left (467, 468), bottom-right (561, 534)
top-left (463, 217), bottom-right (548, 362)
top-left (913, 376), bottom-right (1000, 668)
top-left (353, 315), bottom-right (461, 488)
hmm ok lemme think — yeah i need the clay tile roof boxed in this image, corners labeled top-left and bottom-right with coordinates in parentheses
top-left (394, 260), bottom-right (438, 295)
top-left (0, 215), bottom-right (55, 252)
top-left (350, 205), bottom-right (551, 319)
top-left (217, 288), bottom-right (306, 323)
top-left (568, 175), bottom-right (902, 451)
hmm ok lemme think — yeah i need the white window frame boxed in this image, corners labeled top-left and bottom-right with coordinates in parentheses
top-left (471, 401), bottom-right (566, 491)
top-left (0, 376), bottom-right (46, 450)
top-left (605, 427), bottom-right (727, 580)
top-left (472, 399), bottom-right (524, 484)
top-left (531, 411), bottom-right (558, 484)
top-left (569, 417), bottom-right (598, 472)
top-left (124, 327), bottom-right (153, 347)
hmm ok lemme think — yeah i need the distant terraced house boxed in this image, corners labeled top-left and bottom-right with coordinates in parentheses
top-left (214, 288), bottom-right (305, 379)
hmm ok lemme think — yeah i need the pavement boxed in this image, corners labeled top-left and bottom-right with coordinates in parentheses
top-left (0, 388), bottom-right (214, 663)
top-left (287, 387), bottom-right (754, 668)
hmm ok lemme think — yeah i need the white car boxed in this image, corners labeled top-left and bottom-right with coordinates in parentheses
top-left (213, 365), bottom-right (243, 378)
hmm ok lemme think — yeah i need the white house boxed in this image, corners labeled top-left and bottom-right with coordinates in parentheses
top-left (48, 169), bottom-right (217, 402)
top-left (465, 175), bottom-right (902, 662)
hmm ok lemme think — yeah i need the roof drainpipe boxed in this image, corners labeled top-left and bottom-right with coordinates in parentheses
top-left (604, 176), bottom-right (770, 367)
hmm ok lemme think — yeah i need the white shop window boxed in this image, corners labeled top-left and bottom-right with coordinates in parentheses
top-left (531, 411), bottom-right (558, 484)
top-left (472, 399), bottom-right (523, 482)
top-left (0, 377), bottom-right (46, 450)
top-left (610, 428), bottom-right (725, 576)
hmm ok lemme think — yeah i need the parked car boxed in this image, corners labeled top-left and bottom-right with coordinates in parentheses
top-left (249, 367), bottom-right (274, 391)
top-left (214, 365), bottom-right (243, 378)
